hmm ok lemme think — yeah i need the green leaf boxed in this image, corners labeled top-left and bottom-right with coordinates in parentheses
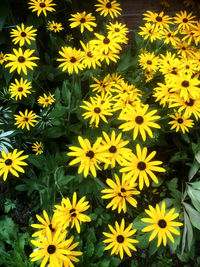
top-left (188, 160), bottom-right (200, 181)
top-left (185, 210), bottom-right (193, 252)
top-left (0, 1), bottom-right (9, 31)
top-left (85, 241), bottom-right (95, 258)
top-left (195, 150), bottom-right (200, 163)
top-left (183, 202), bottom-right (200, 230)
top-left (187, 185), bottom-right (200, 212)
top-left (132, 213), bottom-right (146, 231)
top-left (62, 80), bottom-right (71, 105)
top-left (99, 259), bottom-right (110, 267)
top-left (28, 154), bottom-right (45, 170)
top-left (148, 238), bottom-right (159, 256)
top-left (189, 181), bottom-right (200, 190)
top-left (43, 127), bottom-right (65, 138)
top-left (136, 233), bottom-right (150, 249)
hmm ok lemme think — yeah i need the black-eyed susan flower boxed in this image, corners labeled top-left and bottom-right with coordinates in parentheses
top-left (67, 136), bottom-right (110, 177)
top-left (14, 110), bottom-right (38, 131)
top-left (138, 51), bottom-right (159, 72)
top-left (5, 48), bottom-right (39, 75)
top-left (99, 48), bottom-right (120, 65)
top-left (47, 21), bottom-right (64, 32)
top-left (106, 21), bottom-right (128, 44)
top-left (143, 10), bottom-right (172, 29)
top-left (0, 149), bottom-right (28, 181)
top-left (161, 29), bottom-right (179, 46)
top-left (153, 83), bottom-right (176, 107)
top-left (28, 0), bottom-right (56, 16)
top-left (80, 96), bottom-right (113, 127)
top-left (10, 23), bottom-right (37, 47)
top-left (180, 57), bottom-right (197, 76)
top-left (32, 141), bottom-right (44, 155)
top-left (37, 93), bottom-right (55, 108)
top-left (118, 104), bottom-right (160, 141)
top-left (168, 111), bottom-right (194, 133)
top-left (173, 41), bottom-right (194, 58)
top-left (181, 26), bottom-right (197, 45)
top-left (141, 202), bottom-right (183, 247)
top-left (120, 144), bottom-right (165, 190)
top-left (174, 10), bottom-right (196, 30)
top-left (103, 218), bottom-right (138, 259)
top-left (113, 91), bottom-right (141, 113)
top-left (31, 210), bottom-right (61, 237)
top-left (30, 228), bottom-right (82, 266)
top-left (101, 173), bottom-right (140, 213)
top-left (57, 46), bottom-right (84, 74)
top-left (0, 52), bottom-right (7, 64)
top-left (90, 75), bottom-right (115, 94)
top-left (80, 41), bottom-right (101, 69)
top-left (53, 192), bottom-right (91, 233)
top-left (69, 12), bottom-right (97, 33)
top-left (9, 78), bottom-right (32, 100)
top-left (95, 0), bottom-right (122, 19)
top-left (101, 130), bottom-right (132, 169)
top-left (139, 23), bottom-right (161, 42)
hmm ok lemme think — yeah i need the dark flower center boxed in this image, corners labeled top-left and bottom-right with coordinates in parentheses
top-left (106, 2), bottom-right (112, 8)
top-left (103, 38), bottom-right (110, 44)
top-left (185, 98), bottom-right (194, 106)
top-left (182, 46), bottom-right (186, 50)
top-left (18, 56), bottom-right (25, 63)
top-left (86, 150), bottom-right (94, 159)
top-left (53, 26), bottom-right (57, 29)
top-left (109, 145), bottom-right (117, 153)
top-left (49, 224), bottom-right (55, 232)
top-left (117, 235), bottom-right (124, 243)
top-left (135, 115), bottom-right (144, 124)
top-left (183, 18), bottom-right (188, 23)
top-left (71, 212), bottom-right (77, 217)
top-left (171, 70), bottom-right (177, 75)
top-left (186, 65), bottom-right (190, 69)
top-left (156, 16), bottom-right (162, 22)
top-left (70, 57), bottom-right (77, 63)
top-left (158, 219), bottom-right (167, 228)
top-left (18, 87), bottom-right (23, 92)
top-left (21, 31), bottom-right (27, 37)
top-left (80, 18), bottom-right (86, 23)
top-left (147, 60), bottom-right (152, 65)
top-left (146, 71), bottom-right (150, 74)
top-left (182, 80), bottom-right (189, 87)
top-left (70, 208), bottom-right (76, 213)
top-left (121, 187), bottom-right (126, 192)
top-left (137, 161), bottom-right (146, 170)
top-left (24, 117), bottom-right (29, 122)
top-left (94, 107), bottom-right (101, 113)
top-left (47, 245), bottom-right (56, 254)
top-left (177, 118), bottom-right (183, 124)
top-left (5, 159), bottom-right (12, 166)
top-left (87, 51), bottom-right (93, 57)
top-left (167, 33), bottom-right (171, 37)
top-left (115, 28), bottom-right (120, 32)
top-left (39, 2), bottom-right (46, 8)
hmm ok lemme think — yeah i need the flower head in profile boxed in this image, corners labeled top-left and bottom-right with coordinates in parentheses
top-left (95, 0), bottom-right (122, 19)
top-left (47, 21), bottom-right (64, 32)
top-left (9, 78), bottom-right (32, 100)
top-left (53, 192), bottom-right (91, 233)
top-left (57, 46), bottom-right (84, 74)
top-left (30, 228), bottom-right (82, 266)
top-left (101, 173), bottom-right (140, 213)
top-left (5, 48), bottom-right (39, 75)
top-left (0, 52), bottom-right (7, 64)
top-left (67, 136), bottom-right (110, 177)
top-left (103, 218), bottom-right (138, 259)
top-left (32, 141), bottom-right (44, 155)
top-left (120, 144), bottom-right (165, 190)
top-left (0, 149), bottom-right (28, 181)
top-left (69, 12), bottom-right (97, 33)
top-left (141, 202), bottom-right (183, 247)
top-left (14, 110), bottom-right (38, 130)
top-left (168, 111), bottom-right (194, 133)
top-left (10, 23), bottom-right (37, 46)
top-left (37, 93), bottom-right (55, 108)
top-left (28, 0), bottom-right (56, 16)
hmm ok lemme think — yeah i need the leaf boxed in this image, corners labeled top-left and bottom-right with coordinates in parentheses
top-left (195, 150), bottom-right (200, 163)
top-left (189, 181), bottom-right (200, 190)
top-left (62, 80), bottom-right (71, 106)
top-left (43, 127), bottom-right (65, 139)
top-left (187, 185), bottom-right (200, 212)
top-left (148, 238), bottom-right (159, 256)
top-left (183, 202), bottom-right (200, 230)
top-left (168, 230), bottom-right (180, 251)
top-left (132, 213), bottom-right (146, 231)
top-left (185, 211), bottom-right (193, 252)
top-left (188, 160), bottom-right (200, 180)
top-left (136, 233), bottom-right (150, 249)
top-left (28, 154), bottom-right (45, 170)
top-left (99, 259), bottom-right (110, 267)
top-left (0, 1), bottom-right (9, 31)
top-left (85, 241), bottom-right (95, 258)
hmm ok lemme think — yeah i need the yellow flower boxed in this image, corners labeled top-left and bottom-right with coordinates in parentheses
top-left (69, 11), bottom-right (97, 33)
top-left (101, 173), bottom-right (140, 213)
top-left (95, 0), bottom-right (122, 19)
top-left (120, 144), bottom-right (165, 190)
top-left (141, 202), bottom-right (183, 247)
top-left (28, 0), bottom-right (56, 16)
top-left (0, 149), bottom-right (28, 181)
top-left (139, 23), bottom-right (161, 42)
top-left (103, 218), bottom-right (138, 259)
top-left (53, 192), bottom-right (91, 233)
top-left (80, 41), bottom-right (101, 69)
top-left (47, 21), bottom-right (64, 32)
top-left (14, 110), bottom-right (38, 130)
top-left (0, 52), bottom-right (7, 64)
top-left (168, 111), bottom-right (194, 133)
top-left (67, 136), bottom-right (110, 178)
top-left (32, 141), bottom-right (44, 155)
top-left (5, 48), bottom-right (39, 75)
top-left (10, 23), bottom-right (37, 46)
top-left (143, 10), bottom-right (172, 29)
top-left (174, 10), bottom-right (196, 30)
top-left (9, 78), bottom-right (32, 100)
top-left (37, 93), bottom-right (55, 108)
top-left (138, 51), bottom-right (159, 72)
top-left (106, 21), bottom-right (129, 44)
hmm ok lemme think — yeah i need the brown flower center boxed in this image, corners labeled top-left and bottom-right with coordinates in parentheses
top-left (21, 31), bottom-right (27, 37)
top-left (87, 52), bottom-right (93, 57)
top-left (39, 2), bottom-right (46, 8)
top-left (18, 56), bottom-right (25, 63)
top-left (109, 145), bottom-right (117, 153)
top-left (183, 18), bottom-right (188, 23)
top-left (137, 161), bottom-right (146, 170)
top-left (147, 60), bottom-right (152, 65)
top-left (115, 28), bottom-right (120, 32)
top-left (18, 87), bottom-right (23, 92)
top-left (117, 235), bottom-right (124, 243)
top-left (121, 188), bottom-right (126, 192)
top-left (135, 115), bottom-right (144, 124)
top-left (167, 33), bottom-right (171, 37)
top-left (177, 118), bottom-right (183, 124)
top-left (86, 150), bottom-right (94, 159)
top-left (70, 57), bottom-right (77, 63)
top-left (185, 98), bottom-right (194, 106)
top-left (80, 18), bottom-right (86, 23)
top-left (70, 208), bottom-right (76, 213)
top-left (182, 80), bottom-right (189, 87)
top-left (5, 159), bottom-right (12, 166)
top-left (47, 245), bottom-right (56, 254)
top-left (156, 16), bottom-right (162, 22)
top-left (106, 2), bottom-right (112, 8)
top-left (103, 38), bottom-right (110, 44)
top-left (158, 219), bottom-right (167, 228)
top-left (94, 107), bottom-right (101, 113)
